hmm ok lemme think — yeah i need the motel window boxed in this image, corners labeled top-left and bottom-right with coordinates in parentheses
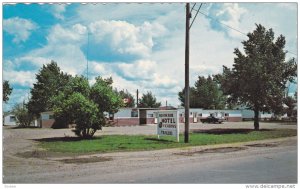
top-left (10, 116), bottom-right (16, 122)
top-left (198, 113), bottom-right (202, 117)
top-left (148, 114), bottom-right (154, 118)
top-left (131, 110), bottom-right (138, 117)
top-left (225, 113), bottom-right (229, 117)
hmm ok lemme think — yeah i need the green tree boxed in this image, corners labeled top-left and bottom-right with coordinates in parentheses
top-left (55, 93), bottom-right (103, 138)
top-left (3, 80), bottom-right (12, 103)
top-left (283, 96), bottom-right (297, 118)
top-left (138, 91), bottom-right (161, 108)
top-left (178, 75), bottom-right (226, 109)
top-left (178, 87), bottom-right (199, 108)
top-left (12, 103), bottom-right (34, 127)
top-left (28, 60), bottom-right (71, 117)
top-left (90, 76), bottom-right (123, 114)
top-left (218, 24), bottom-right (297, 130)
top-left (116, 89), bottom-right (135, 108)
top-left (52, 76), bottom-right (123, 138)
top-left (51, 75), bottom-right (90, 128)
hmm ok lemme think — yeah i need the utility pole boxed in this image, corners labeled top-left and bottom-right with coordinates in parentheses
top-left (184, 3), bottom-right (191, 143)
top-left (136, 89), bottom-right (139, 108)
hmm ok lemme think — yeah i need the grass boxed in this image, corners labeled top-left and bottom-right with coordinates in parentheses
top-left (38, 129), bottom-right (297, 154)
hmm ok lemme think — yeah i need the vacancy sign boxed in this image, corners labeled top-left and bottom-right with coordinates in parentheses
top-left (157, 110), bottom-right (179, 142)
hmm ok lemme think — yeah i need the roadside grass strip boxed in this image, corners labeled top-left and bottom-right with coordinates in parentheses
top-left (38, 129), bottom-right (296, 154)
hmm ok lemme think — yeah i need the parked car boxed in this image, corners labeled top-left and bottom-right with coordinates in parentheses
top-left (200, 116), bottom-right (225, 124)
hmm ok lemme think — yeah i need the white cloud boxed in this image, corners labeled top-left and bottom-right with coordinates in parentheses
top-left (152, 74), bottom-right (178, 89)
top-left (3, 17), bottom-right (37, 43)
top-left (88, 20), bottom-right (166, 58)
top-left (3, 59), bottom-right (37, 88)
top-left (116, 60), bottom-right (156, 81)
top-left (52, 4), bottom-right (67, 20)
top-left (3, 88), bottom-right (31, 112)
top-left (3, 60), bottom-right (16, 71)
top-left (3, 70), bottom-right (35, 87)
top-left (90, 61), bottom-right (106, 75)
top-left (238, 3), bottom-right (297, 58)
top-left (206, 3), bottom-right (247, 39)
top-left (276, 3), bottom-right (297, 10)
top-left (47, 24), bottom-right (87, 45)
top-left (14, 24), bottom-right (88, 76)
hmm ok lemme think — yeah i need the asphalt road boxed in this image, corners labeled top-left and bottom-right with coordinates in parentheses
top-left (67, 140), bottom-right (297, 184)
top-left (135, 145), bottom-right (297, 183)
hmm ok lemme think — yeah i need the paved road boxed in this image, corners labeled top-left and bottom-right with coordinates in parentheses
top-left (67, 139), bottom-right (297, 184)
top-left (135, 145), bottom-right (297, 183)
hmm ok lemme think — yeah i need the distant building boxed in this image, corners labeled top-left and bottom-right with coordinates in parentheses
top-left (3, 113), bottom-right (17, 126)
top-left (40, 111), bottom-right (55, 128)
top-left (38, 107), bottom-right (290, 128)
top-left (3, 112), bottom-right (39, 127)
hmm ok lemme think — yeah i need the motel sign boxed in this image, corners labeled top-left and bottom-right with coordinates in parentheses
top-left (157, 110), bottom-right (179, 142)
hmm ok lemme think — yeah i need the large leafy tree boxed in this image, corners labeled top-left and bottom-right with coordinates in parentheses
top-left (138, 91), bottom-right (161, 108)
top-left (51, 76), bottom-right (90, 128)
top-left (218, 24), bottom-right (297, 130)
top-left (28, 61), bottom-right (71, 117)
top-left (179, 75), bottom-right (226, 109)
top-left (3, 80), bottom-right (12, 103)
top-left (52, 76), bottom-right (123, 138)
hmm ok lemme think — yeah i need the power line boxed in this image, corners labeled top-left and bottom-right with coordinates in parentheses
top-left (192, 7), bottom-right (297, 57)
top-left (194, 9), bottom-right (248, 36)
top-left (190, 3), bottom-right (203, 29)
top-left (286, 51), bottom-right (297, 56)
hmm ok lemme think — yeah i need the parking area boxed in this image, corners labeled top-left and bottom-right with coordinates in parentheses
top-left (100, 121), bottom-right (297, 135)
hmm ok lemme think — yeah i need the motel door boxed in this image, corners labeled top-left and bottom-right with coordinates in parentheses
top-left (139, 109), bottom-right (147, 125)
top-left (193, 112), bottom-right (198, 123)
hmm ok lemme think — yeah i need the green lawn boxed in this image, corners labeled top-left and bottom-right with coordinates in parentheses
top-left (38, 129), bottom-right (296, 154)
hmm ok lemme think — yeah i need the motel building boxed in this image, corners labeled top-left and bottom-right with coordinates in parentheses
top-left (3, 112), bottom-right (39, 127)
top-left (38, 107), bottom-right (278, 128)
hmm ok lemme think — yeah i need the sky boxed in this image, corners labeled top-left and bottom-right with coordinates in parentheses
top-left (2, 2), bottom-right (298, 112)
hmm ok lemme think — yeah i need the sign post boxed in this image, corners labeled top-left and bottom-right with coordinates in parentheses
top-left (157, 110), bottom-right (179, 142)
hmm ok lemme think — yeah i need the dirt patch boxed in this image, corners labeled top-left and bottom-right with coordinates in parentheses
top-left (58, 156), bottom-right (112, 164)
top-left (175, 147), bottom-right (247, 156)
top-left (16, 150), bottom-right (78, 159)
top-left (16, 150), bottom-right (52, 159)
top-left (246, 143), bottom-right (278, 147)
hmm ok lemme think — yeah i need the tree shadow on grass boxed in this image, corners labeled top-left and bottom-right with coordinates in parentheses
top-left (192, 128), bottom-right (272, 135)
top-left (34, 136), bottom-right (100, 142)
top-left (10, 126), bottom-right (41, 129)
top-left (144, 137), bottom-right (174, 143)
